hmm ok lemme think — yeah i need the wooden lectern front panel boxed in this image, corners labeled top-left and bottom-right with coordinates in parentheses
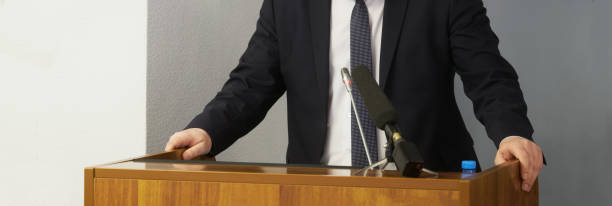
top-left (138, 180), bottom-right (280, 206)
top-left (93, 178), bottom-right (461, 206)
top-left (137, 180), bottom-right (222, 206)
top-left (94, 178), bottom-right (138, 206)
top-left (281, 185), bottom-right (460, 206)
top-left (94, 179), bottom-right (281, 206)
top-left (86, 151), bottom-right (537, 206)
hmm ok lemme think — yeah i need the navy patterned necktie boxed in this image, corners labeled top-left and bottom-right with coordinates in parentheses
top-left (350, 0), bottom-right (378, 167)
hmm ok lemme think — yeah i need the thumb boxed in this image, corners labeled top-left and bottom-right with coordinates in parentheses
top-left (182, 142), bottom-right (206, 160)
top-left (494, 149), bottom-right (512, 165)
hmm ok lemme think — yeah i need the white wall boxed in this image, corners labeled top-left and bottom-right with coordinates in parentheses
top-left (0, 0), bottom-right (146, 205)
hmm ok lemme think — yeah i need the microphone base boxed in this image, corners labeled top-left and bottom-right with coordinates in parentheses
top-left (353, 158), bottom-right (390, 176)
top-left (353, 158), bottom-right (437, 178)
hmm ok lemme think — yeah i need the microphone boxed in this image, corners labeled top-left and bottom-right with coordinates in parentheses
top-left (351, 65), bottom-right (424, 177)
top-left (341, 68), bottom-right (373, 166)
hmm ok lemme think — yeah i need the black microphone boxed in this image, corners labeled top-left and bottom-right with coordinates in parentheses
top-left (351, 65), bottom-right (424, 177)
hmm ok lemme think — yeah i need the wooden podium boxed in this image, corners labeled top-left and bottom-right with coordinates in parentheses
top-left (85, 150), bottom-right (537, 206)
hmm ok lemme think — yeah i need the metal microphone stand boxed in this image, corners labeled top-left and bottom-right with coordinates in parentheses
top-left (356, 142), bottom-right (392, 175)
top-left (356, 144), bottom-right (438, 177)
top-left (342, 68), bottom-right (394, 174)
top-left (342, 68), bottom-right (373, 166)
top-left (356, 143), bottom-right (439, 177)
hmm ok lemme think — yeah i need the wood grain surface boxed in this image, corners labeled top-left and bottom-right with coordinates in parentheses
top-left (85, 150), bottom-right (538, 206)
top-left (137, 180), bottom-right (280, 206)
top-left (92, 178), bottom-right (461, 206)
top-left (84, 168), bottom-right (94, 206)
top-left (93, 161), bottom-right (464, 190)
top-left (280, 185), bottom-right (460, 206)
top-left (94, 178), bottom-right (138, 206)
top-left (459, 159), bottom-right (538, 206)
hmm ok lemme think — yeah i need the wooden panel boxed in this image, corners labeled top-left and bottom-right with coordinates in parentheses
top-left (463, 161), bottom-right (538, 206)
top-left (94, 178), bottom-right (138, 206)
top-left (138, 180), bottom-right (220, 205)
top-left (86, 151), bottom-right (537, 206)
top-left (138, 180), bottom-right (279, 206)
top-left (95, 162), bottom-right (463, 190)
top-left (494, 162), bottom-right (538, 206)
top-left (280, 185), bottom-right (460, 206)
top-left (218, 182), bottom-right (280, 206)
top-left (93, 150), bottom-right (468, 191)
top-left (84, 168), bottom-right (94, 206)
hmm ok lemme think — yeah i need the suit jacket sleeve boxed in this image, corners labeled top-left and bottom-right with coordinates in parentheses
top-left (449, 0), bottom-right (534, 147)
top-left (186, 0), bottom-right (285, 156)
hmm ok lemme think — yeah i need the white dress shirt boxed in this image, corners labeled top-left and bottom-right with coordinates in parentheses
top-left (321, 0), bottom-right (387, 167)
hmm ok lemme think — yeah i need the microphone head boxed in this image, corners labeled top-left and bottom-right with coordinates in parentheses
top-left (341, 67), bottom-right (352, 87)
top-left (351, 65), bottom-right (398, 129)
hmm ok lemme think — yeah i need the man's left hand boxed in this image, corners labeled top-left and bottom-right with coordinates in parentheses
top-left (494, 136), bottom-right (543, 192)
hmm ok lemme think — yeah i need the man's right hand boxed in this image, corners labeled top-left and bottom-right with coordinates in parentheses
top-left (164, 128), bottom-right (212, 160)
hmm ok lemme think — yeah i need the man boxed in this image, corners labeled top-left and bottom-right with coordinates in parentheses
top-left (165, 0), bottom-right (543, 192)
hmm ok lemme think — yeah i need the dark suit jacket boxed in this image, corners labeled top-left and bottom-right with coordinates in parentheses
top-left (186, 0), bottom-right (534, 171)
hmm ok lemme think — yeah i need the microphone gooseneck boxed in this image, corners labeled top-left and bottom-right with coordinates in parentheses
top-left (341, 67), bottom-right (373, 166)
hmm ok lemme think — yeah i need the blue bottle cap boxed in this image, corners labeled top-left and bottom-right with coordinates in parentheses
top-left (461, 160), bottom-right (476, 170)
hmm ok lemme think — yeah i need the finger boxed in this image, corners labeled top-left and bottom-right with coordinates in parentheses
top-left (528, 143), bottom-right (539, 173)
top-left (164, 133), bottom-right (181, 151)
top-left (528, 152), bottom-right (542, 191)
top-left (524, 142), bottom-right (542, 181)
top-left (535, 145), bottom-right (544, 171)
top-left (528, 144), bottom-right (543, 185)
top-left (164, 132), bottom-right (192, 151)
top-left (510, 146), bottom-right (535, 191)
top-left (183, 142), bottom-right (206, 160)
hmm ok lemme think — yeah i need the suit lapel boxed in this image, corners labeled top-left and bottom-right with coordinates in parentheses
top-left (380, 0), bottom-right (410, 89)
top-left (309, 0), bottom-right (331, 103)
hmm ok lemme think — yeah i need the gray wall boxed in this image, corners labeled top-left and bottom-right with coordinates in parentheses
top-left (148, 0), bottom-right (611, 205)
top-left (147, 0), bottom-right (287, 163)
